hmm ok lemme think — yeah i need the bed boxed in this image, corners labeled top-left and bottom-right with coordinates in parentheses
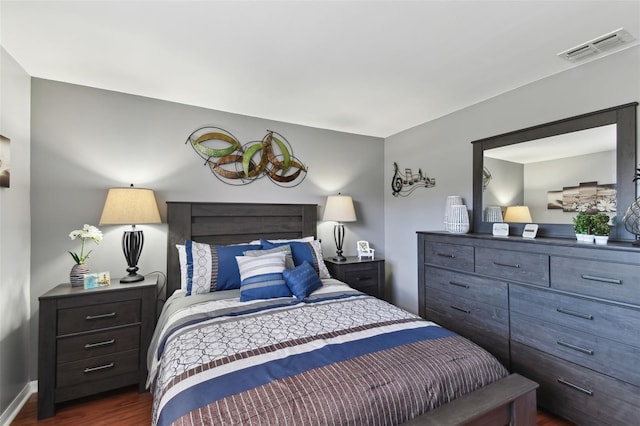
top-left (148, 201), bottom-right (538, 425)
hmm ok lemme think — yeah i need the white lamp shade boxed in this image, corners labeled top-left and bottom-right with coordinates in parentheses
top-left (322, 195), bottom-right (357, 222)
top-left (99, 186), bottom-right (161, 225)
top-left (503, 206), bottom-right (532, 223)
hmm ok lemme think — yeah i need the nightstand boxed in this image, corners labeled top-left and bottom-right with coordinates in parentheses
top-left (324, 257), bottom-right (385, 300)
top-left (37, 275), bottom-right (157, 419)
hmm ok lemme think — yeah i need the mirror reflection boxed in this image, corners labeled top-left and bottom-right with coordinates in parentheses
top-left (482, 124), bottom-right (616, 224)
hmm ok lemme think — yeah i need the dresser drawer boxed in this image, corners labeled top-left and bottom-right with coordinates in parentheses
top-left (424, 266), bottom-right (507, 308)
top-left (510, 285), bottom-right (640, 348)
top-left (58, 300), bottom-right (141, 335)
top-left (511, 313), bottom-right (640, 386)
top-left (550, 257), bottom-right (640, 305)
top-left (56, 349), bottom-right (139, 388)
top-left (57, 325), bottom-right (140, 363)
top-left (475, 247), bottom-right (549, 286)
top-left (423, 241), bottom-right (474, 272)
top-left (512, 341), bottom-right (639, 426)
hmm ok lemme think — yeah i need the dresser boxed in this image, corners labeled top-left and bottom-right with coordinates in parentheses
top-left (417, 232), bottom-right (640, 425)
top-left (38, 276), bottom-right (157, 419)
top-left (324, 257), bottom-right (385, 300)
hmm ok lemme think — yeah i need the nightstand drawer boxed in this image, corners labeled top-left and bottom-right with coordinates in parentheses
top-left (58, 300), bottom-right (141, 335)
top-left (57, 325), bottom-right (140, 363)
top-left (423, 241), bottom-right (474, 272)
top-left (550, 256), bottom-right (640, 305)
top-left (57, 349), bottom-right (139, 388)
top-left (475, 247), bottom-right (549, 286)
top-left (344, 265), bottom-right (378, 288)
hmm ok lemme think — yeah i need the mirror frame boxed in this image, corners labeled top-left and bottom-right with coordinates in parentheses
top-left (472, 102), bottom-right (638, 240)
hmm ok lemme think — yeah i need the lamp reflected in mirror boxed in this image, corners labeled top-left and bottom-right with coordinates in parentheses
top-left (504, 206), bottom-right (532, 223)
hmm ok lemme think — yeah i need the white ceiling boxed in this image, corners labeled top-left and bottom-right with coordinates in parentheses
top-left (1, 1), bottom-right (639, 138)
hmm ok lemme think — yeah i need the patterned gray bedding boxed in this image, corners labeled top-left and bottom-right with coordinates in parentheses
top-left (147, 279), bottom-right (508, 426)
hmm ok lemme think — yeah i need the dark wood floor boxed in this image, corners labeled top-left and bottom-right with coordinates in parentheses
top-left (12, 386), bottom-right (575, 425)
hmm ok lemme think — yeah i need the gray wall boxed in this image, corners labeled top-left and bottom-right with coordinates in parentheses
top-left (28, 79), bottom-right (385, 379)
top-left (483, 157), bottom-right (524, 210)
top-left (0, 47), bottom-right (31, 416)
top-left (385, 46), bottom-right (640, 314)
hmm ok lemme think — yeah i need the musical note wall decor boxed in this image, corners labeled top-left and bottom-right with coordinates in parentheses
top-left (391, 162), bottom-right (435, 197)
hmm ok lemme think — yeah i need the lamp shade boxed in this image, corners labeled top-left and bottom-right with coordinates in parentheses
top-left (322, 194), bottom-right (357, 222)
top-left (99, 186), bottom-right (161, 225)
top-left (503, 205), bottom-right (532, 223)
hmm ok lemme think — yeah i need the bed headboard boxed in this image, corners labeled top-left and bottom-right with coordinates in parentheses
top-left (166, 202), bottom-right (318, 296)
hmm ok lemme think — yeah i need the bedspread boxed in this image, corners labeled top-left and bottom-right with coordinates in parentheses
top-left (148, 280), bottom-right (508, 426)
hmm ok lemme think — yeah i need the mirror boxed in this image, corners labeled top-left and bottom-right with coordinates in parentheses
top-left (472, 103), bottom-right (638, 240)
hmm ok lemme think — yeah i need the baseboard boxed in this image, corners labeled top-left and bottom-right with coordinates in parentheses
top-left (0, 381), bottom-right (36, 426)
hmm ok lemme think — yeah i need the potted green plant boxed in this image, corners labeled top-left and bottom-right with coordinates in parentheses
top-left (592, 213), bottom-right (611, 245)
top-left (573, 211), bottom-right (594, 242)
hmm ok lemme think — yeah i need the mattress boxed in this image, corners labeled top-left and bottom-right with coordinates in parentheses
top-left (147, 279), bottom-right (508, 425)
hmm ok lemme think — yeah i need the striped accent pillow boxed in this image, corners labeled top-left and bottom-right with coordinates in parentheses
top-left (236, 252), bottom-right (292, 301)
top-left (260, 239), bottom-right (331, 279)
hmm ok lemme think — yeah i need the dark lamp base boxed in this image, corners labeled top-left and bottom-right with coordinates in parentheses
top-left (120, 274), bottom-right (145, 283)
top-left (332, 254), bottom-right (347, 262)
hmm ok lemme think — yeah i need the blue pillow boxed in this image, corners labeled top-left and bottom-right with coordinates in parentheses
top-left (260, 239), bottom-right (330, 278)
top-left (283, 261), bottom-right (323, 300)
top-left (185, 240), bottom-right (261, 295)
top-left (236, 252), bottom-right (292, 301)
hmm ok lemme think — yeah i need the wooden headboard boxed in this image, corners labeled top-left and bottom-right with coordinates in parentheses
top-left (166, 202), bottom-right (318, 296)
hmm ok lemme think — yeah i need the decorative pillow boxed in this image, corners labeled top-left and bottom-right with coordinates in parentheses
top-left (243, 245), bottom-right (295, 269)
top-left (236, 252), bottom-right (292, 301)
top-left (261, 239), bottom-right (330, 279)
top-left (177, 244), bottom-right (187, 290)
top-left (283, 261), bottom-right (323, 300)
top-left (185, 240), bottom-right (261, 295)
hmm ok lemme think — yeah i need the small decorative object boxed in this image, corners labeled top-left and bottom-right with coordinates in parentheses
top-left (322, 193), bottom-right (357, 262)
top-left (100, 184), bottom-right (161, 283)
top-left (492, 223), bottom-right (509, 237)
top-left (592, 213), bottom-right (611, 245)
top-left (186, 127), bottom-right (307, 187)
top-left (522, 224), bottom-right (539, 239)
top-left (68, 224), bottom-right (103, 287)
top-left (444, 195), bottom-right (463, 229)
top-left (357, 240), bottom-right (375, 260)
top-left (0, 134), bottom-right (10, 188)
top-left (447, 205), bottom-right (470, 234)
top-left (391, 162), bottom-right (435, 196)
top-left (484, 205), bottom-right (503, 222)
top-left (572, 211), bottom-right (592, 242)
top-left (623, 168), bottom-right (640, 246)
top-left (84, 272), bottom-right (111, 289)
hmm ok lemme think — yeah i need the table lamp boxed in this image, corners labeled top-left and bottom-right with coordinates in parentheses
top-left (322, 194), bottom-right (357, 262)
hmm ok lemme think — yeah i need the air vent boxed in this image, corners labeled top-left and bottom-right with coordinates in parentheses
top-left (558, 28), bottom-right (636, 63)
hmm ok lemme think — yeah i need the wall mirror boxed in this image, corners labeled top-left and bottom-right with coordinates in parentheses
top-left (472, 102), bottom-right (638, 240)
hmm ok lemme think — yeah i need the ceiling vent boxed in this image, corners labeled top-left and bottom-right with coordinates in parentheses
top-left (558, 28), bottom-right (636, 63)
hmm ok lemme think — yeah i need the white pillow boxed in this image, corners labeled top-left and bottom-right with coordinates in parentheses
top-left (177, 244), bottom-right (187, 290)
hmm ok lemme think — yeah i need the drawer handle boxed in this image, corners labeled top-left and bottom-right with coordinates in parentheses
top-left (557, 340), bottom-right (594, 355)
top-left (355, 276), bottom-right (372, 281)
top-left (85, 312), bottom-right (117, 320)
top-left (83, 362), bottom-right (115, 374)
top-left (436, 252), bottom-right (455, 259)
top-left (493, 261), bottom-right (520, 269)
top-left (84, 339), bottom-right (115, 349)
top-left (450, 305), bottom-right (471, 314)
top-left (448, 281), bottom-right (469, 289)
top-left (556, 307), bottom-right (594, 321)
top-left (557, 377), bottom-right (594, 396)
top-left (581, 274), bottom-right (622, 285)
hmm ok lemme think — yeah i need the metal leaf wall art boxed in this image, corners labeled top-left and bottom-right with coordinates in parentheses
top-left (186, 127), bottom-right (307, 187)
top-left (391, 162), bottom-right (436, 197)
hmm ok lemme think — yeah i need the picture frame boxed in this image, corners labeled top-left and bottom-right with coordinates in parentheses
top-left (357, 240), bottom-right (375, 260)
top-left (84, 271), bottom-right (111, 289)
